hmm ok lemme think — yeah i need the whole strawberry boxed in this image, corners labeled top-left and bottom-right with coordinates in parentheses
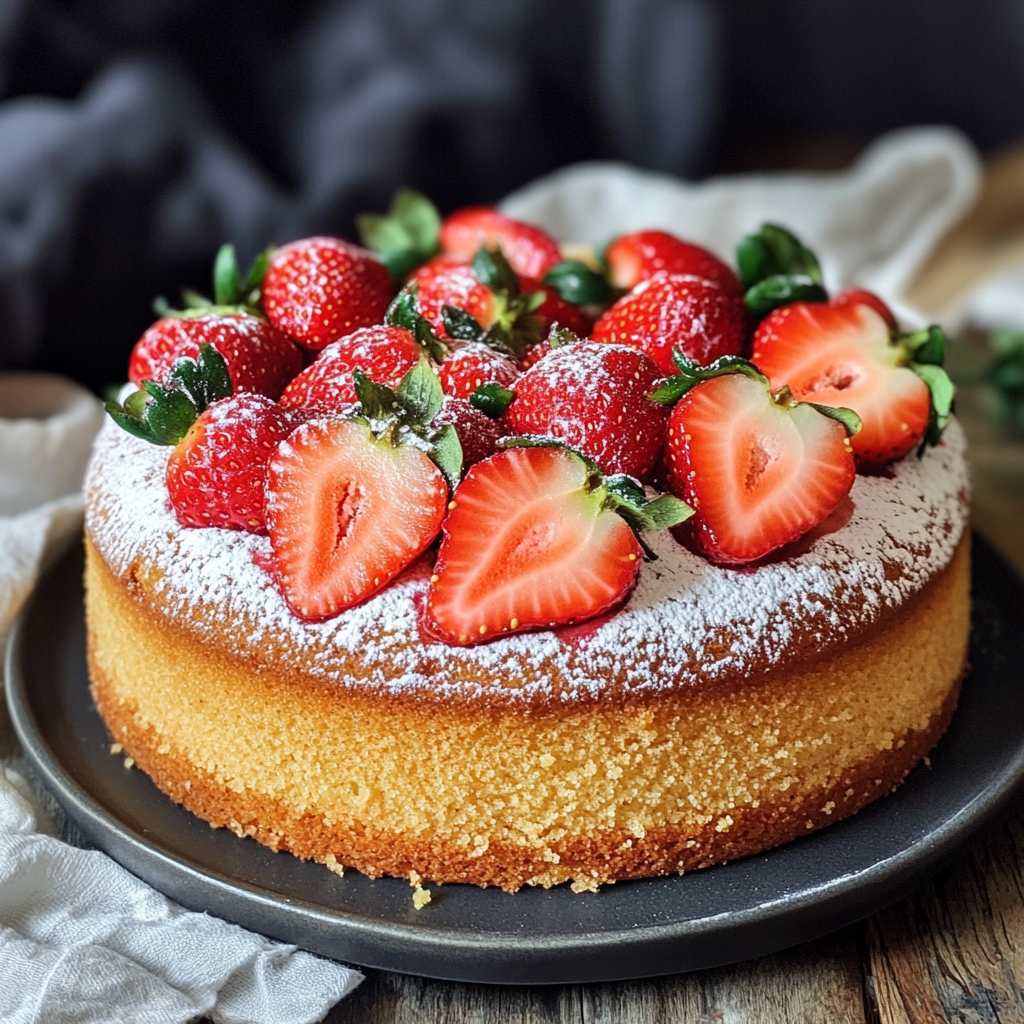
top-left (438, 342), bottom-right (519, 398)
top-left (526, 278), bottom-right (594, 340)
top-left (433, 395), bottom-right (503, 468)
top-left (606, 230), bottom-right (743, 297)
top-left (167, 394), bottom-right (293, 532)
top-left (262, 237), bottom-right (394, 351)
top-left (439, 207), bottom-right (562, 279)
top-left (129, 313), bottom-right (302, 401)
top-left (591, 272), bottom-right (748, 374)
top-left (504, 335), bottom-right (668, 481)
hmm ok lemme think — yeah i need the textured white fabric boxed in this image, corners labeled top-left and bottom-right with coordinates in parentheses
top-left (0, 374), bottom-right (362, 1023)
top-left (501, 125), bottom-right (983, 328)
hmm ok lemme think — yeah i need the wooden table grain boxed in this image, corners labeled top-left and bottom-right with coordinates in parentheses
top-left (320, 353), bottom-right (1024, 1024)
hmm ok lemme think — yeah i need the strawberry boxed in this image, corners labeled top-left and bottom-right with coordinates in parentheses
top-left (166, 394), bottom-right (293, 532)
top-left (438, 342), bottom-right (519, 398)
top-left (129, 313), bottom-right (303, 401)
top-left (278, 325), bottom-right (425, 419)
top-left (425, 442), bottom-right (691, 645)
top-left (433, 395), bottom-right (503, 468)
top-left (526, 278), bottom-right (594, 339)
top-left (262, 237), bottom-right (394, 351)
top-left (751, 302), bottom-right (953, 465)
top-left (412, 248), bottom-right (543, 359)
top-left (108, 345), bottom-right (294, 534)
top-left (590, 272), bottom-right (748, 374)
top-left (504, 335), bottom-right (668, 480)
top-left (656, 359), bottom-right (858, 565)
top-left (606, 230), bottom-right (743, 297)
top-left (266, 363), bottom-right (461, 620)
top-left (439, 207), bottom-right (562, 279)
top-left (831, 288), bottom-right (897, 330)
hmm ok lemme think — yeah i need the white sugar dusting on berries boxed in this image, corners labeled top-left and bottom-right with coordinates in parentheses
top-left (85, 417), bottom-right (969, 705)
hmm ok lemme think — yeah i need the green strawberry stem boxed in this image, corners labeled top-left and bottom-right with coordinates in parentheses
top-left (498, 436), bottom-right (692, 559)
top-left (357, 188), bottom-right (441, 280)
top-left (542, 261), bottom-right (613, 306)
top-left (105, 344), bottom-right (233, 445)
top-left (736, 223), bottom-right (828, 319)
top-left (153, 243), bottom-right (275, 319)
top-left (350, 362), bottom-right (463, 487)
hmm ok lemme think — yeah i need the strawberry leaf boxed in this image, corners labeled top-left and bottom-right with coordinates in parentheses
top-left (243, 245), bottom-right (275, 299)
top-left (807, 403), bottom-right (862, 437)
top-left (442, 305), bottom-right (484, 341)
top-left (352, 368), bottom-right (399, 422)
top-left (426, 423), bottom-right (464, 488)
top-left (357, 188), bottom-right (441, 279)
top-left (744, 274), bottom-right (828, 317)
top-left (650, 353), bottom-right (766, 406)
top-left (737, 223), bottom-right (824, 291)
top-left (472, 246), bottom-right (519, 296)
top-left (395, 359), bottom-right (444, 424)
top-left (470, 383), bottom-right (515, 419)
top-left (213, 244), bottom-right (241, 306)
top-left (385, 285), bottom-right (420, 330)
top-left (543, 261), bottom-right (613, 305)
top-left (548, 325), bottom-right (582, 350)
top-left (913, 363), bottom-right (955, 450)
top-left (899, 325), bottom-right (946, 366)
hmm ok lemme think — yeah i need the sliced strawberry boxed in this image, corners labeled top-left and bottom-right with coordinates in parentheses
top-left (439, 207), bottom-right (562, 279)
top-left (433, 395), bottom-right (503, 468)
top-left (129, 313), bottom-right (303, 400)
top-left (438, 342), bottom-right (519, 398)
top-left (590, 272), bottom-right (748, 374)
top-left (606, 230), bottom-right (743, 297)
top-left (504, 339), bottom-right (668, 481)
top-left (166, 394), bottom-right (293, 533)
top-left (751, 302), bottom-right (930, 465)
top-left (262, 237), bottom-right (394, 351)
top-left (663, 369), bottom-right (856, 565)
top-left (266, 417), bottom-right (448, 620)
top-left (831, 288), bottom-right (897, 330)
top-left (278, 325), bottom-right (426, 419)
top-left (426, 447), bottom-right (646, 644)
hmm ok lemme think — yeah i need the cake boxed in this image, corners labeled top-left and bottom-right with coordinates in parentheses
top-left (84, 204), bottom-right (971, 893)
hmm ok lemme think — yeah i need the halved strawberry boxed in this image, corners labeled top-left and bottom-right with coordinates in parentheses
top-left (267, 417), bottom-right (448, 619)
top-left (660, 363), bottom-right (857, 565)
top-left (751, 302), bottom-right (948, 465)
top-left (590, 272), bottom-right (748, 374)
top-left (426, 443), bottom-right (691, 644)
top-left (606, 230), bottom-right (743, 297)
top-left (831, 288), bottom-right (897, 330)
top-left (503, 336), bottom-right (668, 481)
top-left (262, 237), bottom-right (394, 351)
top-left (439, 207), bottom-right (562, 279)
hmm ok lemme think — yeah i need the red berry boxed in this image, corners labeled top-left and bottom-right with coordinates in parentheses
top-left (439, 208), bottom-right (562, 279)
top-left (433, 395), bottom-right (503, 468)
top-left (831, 288), bottom-right (897, 330)
top-left (590, 272), bottom-right (748, 375)
top-left (262, 237), bottom-right (393, 351)
top-left (411, 259), bottom-right (499, 339)
top-left (606, 230), bottom-right (743, 297)
top-left (266, 418), bottom-right (447, 620)
top-left (524, 278), bottom-right (593, 338)
top-left (129, 314), bottom-right (303, 400)
top-left (504, 341), bottom-right (667, 481)
top-left (279, 325), bottom-right (425, 419)
top-left (751, 302), bottom-right (929, 465)
top-left (438, 342), bottom-right (519, 398)
top-left (426, 446), bottom-right (642, 644)
top-left (165, 394), bottom-right (293, 533)
top-left (663, 372), bottom-right (856, 564)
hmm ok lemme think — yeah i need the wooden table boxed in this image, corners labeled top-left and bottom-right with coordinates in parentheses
top-left (319, 348), bottom-right (1024, 1023)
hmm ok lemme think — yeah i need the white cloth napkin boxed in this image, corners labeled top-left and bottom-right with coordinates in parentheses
top-left (501, 125), bottom-right (983, 327)
top-left (0, 374), bottom-right (361, 1023)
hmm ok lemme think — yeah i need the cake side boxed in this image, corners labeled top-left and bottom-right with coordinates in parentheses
top-left (86, 534), bottom-right (970, 891)
top-left (83, 416), bottom-right (971, 710)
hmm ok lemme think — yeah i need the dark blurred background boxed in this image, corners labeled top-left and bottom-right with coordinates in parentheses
top-left (2, 0), bottom-right (1023, 392)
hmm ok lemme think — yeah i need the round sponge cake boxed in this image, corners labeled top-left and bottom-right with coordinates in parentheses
top-left (83, 418), bottom-right (971, 891)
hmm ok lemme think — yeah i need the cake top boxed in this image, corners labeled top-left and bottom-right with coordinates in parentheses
top-left (85, 414), bottom-right (969, 707)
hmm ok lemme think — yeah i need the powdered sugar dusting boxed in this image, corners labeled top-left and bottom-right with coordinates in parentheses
top-left (85, 417), bottom-right (969, 705)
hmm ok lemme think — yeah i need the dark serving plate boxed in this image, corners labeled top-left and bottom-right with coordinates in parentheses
top-left (6, 535), bottom-right (1024, 985)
